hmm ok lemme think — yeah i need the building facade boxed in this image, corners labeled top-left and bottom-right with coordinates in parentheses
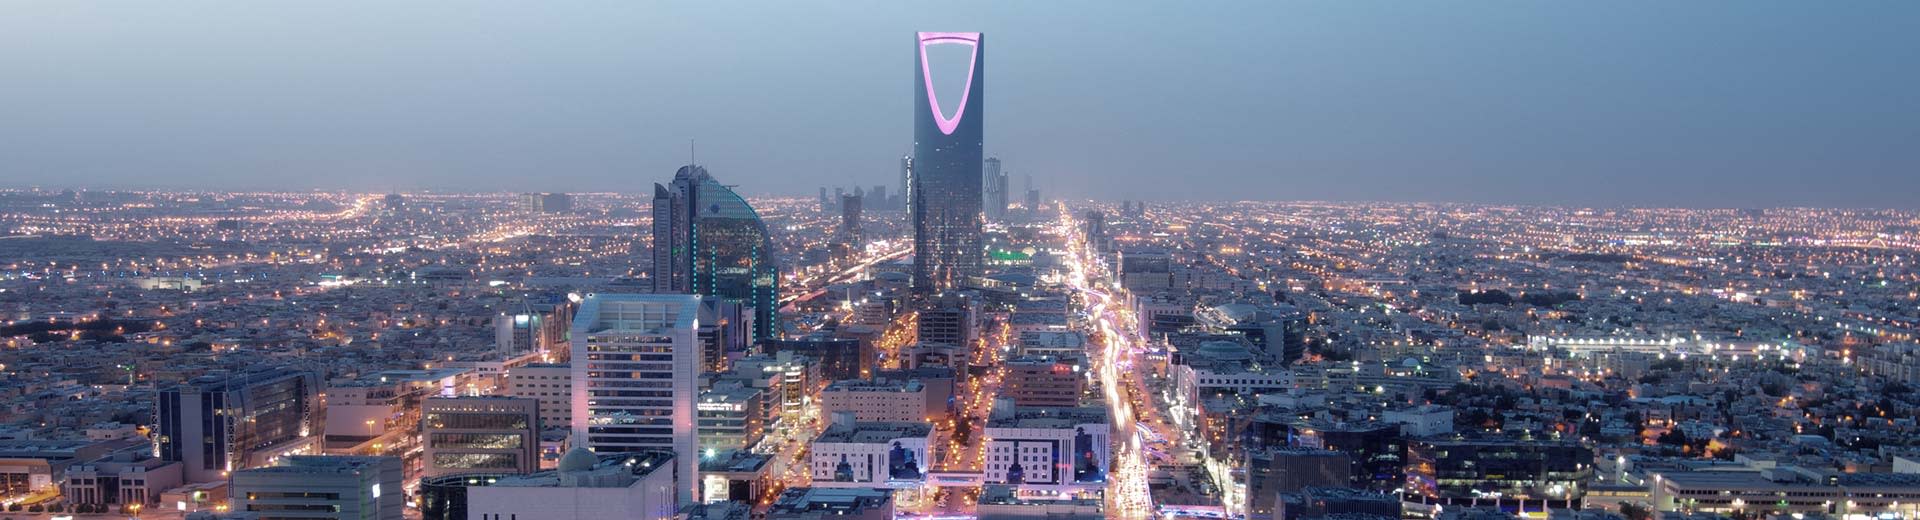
top-left (228, 455), bottom-right (403, 520)
top-left (570, 293), bottom-right (703, 503)
top-left (422, 397), bottom-right (541, 478)
top-left (652, 164), bottom-right (780, 340)
top-left (155, 369), bottom-right (318, 483)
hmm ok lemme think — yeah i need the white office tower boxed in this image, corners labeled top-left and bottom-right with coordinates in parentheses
top-left (570, 293), bottom-right (702, 504)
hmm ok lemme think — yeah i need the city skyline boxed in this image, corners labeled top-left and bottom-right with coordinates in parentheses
top-left (4, 4), bottom-right (1920, 520)
top-left (4, 2), bottom-right (1918, 207)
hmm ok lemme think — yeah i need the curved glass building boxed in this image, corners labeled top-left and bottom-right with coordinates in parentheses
top-left (652, 165), bottom-right (780, 340)
top-left (912, 32), bottom-right (985, 295)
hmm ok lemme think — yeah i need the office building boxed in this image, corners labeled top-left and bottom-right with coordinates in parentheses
top-left (819, 378), bottom-right (929, 423)
top-left (1284, 420), bottom-right (1406, 491)
top-left (697, 385), bottom-right (767, 453)
top-left (984, 157), bottom-right (1008, 222)
top-left (727, 351), bottom-right (824, 423)
top-left (322, 368), bottom-right (471, 483)
top-left (59, 446), bottom-right (183, 510)
top-left (983, 404), bottom-right (1109, 488)
top-left (2, 440), bottom-right (149, 506)
top-left (522, 192), bottom-right (574, 213)
top-left (1118, 249), bottom-right (1174, 291)
top-left (1001, 357), bottom-right (1085, 407)
top-left (809, 412), bottom-right (932, 487)
top-left (1245, 448), bottom-right (1353, 520)
top-left (917, 294), bottom-right (979, 348)
top-left (570, 293), bottom-right (703, 503)
top-left (506, 363), bottom-right (574, 430)
top-left (466, 449), bottom-right (679, 520)
top-left (898, 155), bottom-right (913, 215)
top-left (699, 449), bottom-right (773, 505)
top-left (977, 484), bottom-right (1104, 520)
top-left (841, 193), bottom-right (864, 250)
top-left (652, 164), bottom-right (780, 340)
top-left (766, 337), bottom-right (869, 381)
top-left (1405, 436), bottom-right (1593, 508)
top-left (1082, 210), bottom-right (1105, 252)
top-left (422, 397), bottom-right (541, 478)
top-left (911, 32), bottom-right (986, 295)
top-left (1276, 487), bottom-right (1401, 520)
top-left (228, 455), bottom-right (403, 520)
top-left (155, 369), bottom-right (319, 483)
top-left (768, 487), bottom-right (895, 520)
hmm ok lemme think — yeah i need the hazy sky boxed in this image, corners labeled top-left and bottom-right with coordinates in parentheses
top-left (3, 2), bottom-right (1916, 207)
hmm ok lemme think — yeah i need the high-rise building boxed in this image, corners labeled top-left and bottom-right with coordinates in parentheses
top-left (898, 154), bottom-right (913, 214)
top-left (983, 157), bottom-right (1008, 222)
top-left (522, 192), bottom-right (574, 213)
top-left (1082, 210), bottom-right (1107, 252)
top-left (570, 293), bottom-right (703, 503)
top-left (840, 193), bottom-right (863, 249)
top-left (155, 369), bottom-right (319, 483)
top-left (652, 164), bottom-right (780, 341)
top-left (422, 397), bottom-right (541, 478)
top-left (229, 456), bottom-right (403, 520)
top-left (911, 32), bottom-right (986, 295)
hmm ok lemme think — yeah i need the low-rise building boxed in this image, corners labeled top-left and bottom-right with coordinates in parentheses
top-left (767, 487), bottom-right (894, 520)
top-left (983, 404), bottom-right (1110, 489)
top-left (228, 455), bottom-right (404, 520)
top-left (809, 412), bottom-right (931, 487)
top-left (466, 448), bottom-right (679, 520)
top-left (819, 378), bottom-right (928, 423)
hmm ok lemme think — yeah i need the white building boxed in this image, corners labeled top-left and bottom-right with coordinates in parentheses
top-left (228, 456), bottom-right (403, 520)
top-left (570, 293), bottom-right (703, 503)
top-left (809, 412), bottom-right (932, 488)
top-left (983, 404), bottom-right (1110, 490)
top-left (467, 448), bottom-right (679, 520)
top-left (1170, 341), bottom-right (1292, 424)
top-left (1382, 404), bottom-right (1455, 437)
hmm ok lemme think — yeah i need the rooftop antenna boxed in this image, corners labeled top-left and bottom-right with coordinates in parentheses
top-left (689, 139), bottom-right (697, 166)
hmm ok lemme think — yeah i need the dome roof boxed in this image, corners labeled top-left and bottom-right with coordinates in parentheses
top-left (557, 446), bottom-right (598, 473)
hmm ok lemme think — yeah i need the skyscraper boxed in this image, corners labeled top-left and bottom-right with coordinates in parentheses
top-left (983, 157), bottom-right (1007, 222)
top-left (570, 293), bottom-right (704, 504)
top-left (652, 165), bottom-right (780, 340)
top-left (898, 154), bottom-right (913, 215)
top-left (155, 369), bottom-right (319, 483)
top-left (840, 193), bottom-right (863, 248)
top-left (912, 32), bottom-right (985, 295)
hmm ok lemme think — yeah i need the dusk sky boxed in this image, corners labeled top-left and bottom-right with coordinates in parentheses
top-left (3, 2), bottom-right (1915, 207)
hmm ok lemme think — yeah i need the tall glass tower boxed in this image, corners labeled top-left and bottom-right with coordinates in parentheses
top-left (912, 32), bottom-right (985, 295)
top-left (652, 165), bottom-right (780, 340)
